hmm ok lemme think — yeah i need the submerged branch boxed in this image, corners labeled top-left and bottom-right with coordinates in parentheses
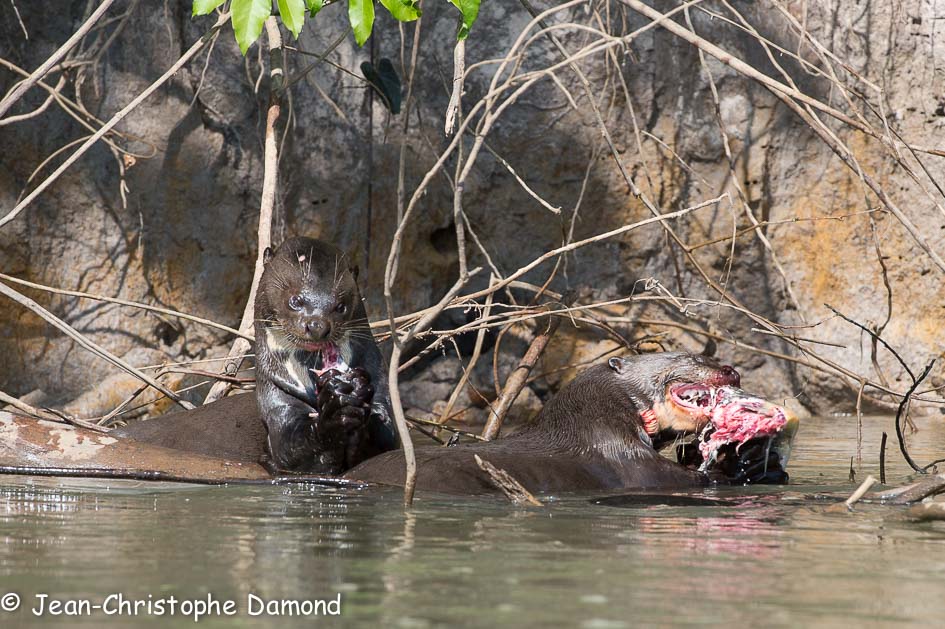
top-left (475, 455), bottom-right (543, 506)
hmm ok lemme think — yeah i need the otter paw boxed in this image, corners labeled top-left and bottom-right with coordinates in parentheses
top-left (315, 367), bottom-right (375, 412)
top-left (312, 368), bottom-right (376, 468)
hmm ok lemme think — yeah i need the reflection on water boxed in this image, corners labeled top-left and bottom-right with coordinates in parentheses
top-left (1, 416), bottom-right (944, 627)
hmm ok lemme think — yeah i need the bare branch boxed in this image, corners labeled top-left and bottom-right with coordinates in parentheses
top-left (475, 455), bottom-right (543, 506)
top-left (0, 280), bottom-right (192, 410)
top-left (204, 16), bottom-right (282, 405)
top-left (482, 305), bottom-right (563, 440)
top-left (0, 11), bottom-right (232, 230)
top-left (0, 0), bottom-right (117, 118)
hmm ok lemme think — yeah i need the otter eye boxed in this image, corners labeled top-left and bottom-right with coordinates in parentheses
top-left (335, 302), bottom-right (347, 315)
top-left (288, 294), bottom-right (304, 311)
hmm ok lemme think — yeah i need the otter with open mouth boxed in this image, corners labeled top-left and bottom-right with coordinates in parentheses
top-left (254, 237), bottom-right (397, 474)
top-left (343, 352), bottom-right (797, 494)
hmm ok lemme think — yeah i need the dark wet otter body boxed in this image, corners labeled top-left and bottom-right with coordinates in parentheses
top-left (112, 392), bottom-right (267, 463)
top-left (344, 353), bottom-right (744, 494)
top-left (118, 237), bottom-right (396, 475)
top-left (114, 351), bottom-right (790, 491)
top-left (343, 431), bottom-right (706, 494)
top-left (253, 237), bottom-right (397, 473)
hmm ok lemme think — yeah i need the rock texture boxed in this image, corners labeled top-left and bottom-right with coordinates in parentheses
top-left (1, 1), bottom-right (944, 418)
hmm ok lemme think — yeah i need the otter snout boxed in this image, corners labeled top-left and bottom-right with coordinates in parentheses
top-left (303, 316), bottom-right (332, 340)
top-left (712, 365), bottom-right (740, 387)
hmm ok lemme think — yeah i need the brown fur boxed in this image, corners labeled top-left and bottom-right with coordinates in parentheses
top-left (112, 393), bottom-right (266, 463)
top-left (343, 353), bottom-right (733, 494)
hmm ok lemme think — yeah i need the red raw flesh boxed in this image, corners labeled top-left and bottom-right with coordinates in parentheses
top-left (308, 343), bottom-right (349, 377)
top-left (698, 388), bottom-right (787, 463)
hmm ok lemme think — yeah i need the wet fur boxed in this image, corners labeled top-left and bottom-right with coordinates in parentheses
top-left (254, 237), bottom-right (396, 473)
top-left (344, 354), bottom-right (725, 494)
top-left (112, 393), bottom-right (267, 462)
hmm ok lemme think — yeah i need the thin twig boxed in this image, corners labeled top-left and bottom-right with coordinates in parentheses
top-left (0, 11), bottom-right (231, 230)
top-left (204, 16), bottom-right (281, 405)
top-left (438, 279), bottom-right (495, 424)
top-left (389, 271), bottom-right (480, 507)
top-left (0, 280), bottom-right (192, 410)
top-left (0, 272), bottom-right (250, 340)
top-left (0, 0), bottom-right (117, 118)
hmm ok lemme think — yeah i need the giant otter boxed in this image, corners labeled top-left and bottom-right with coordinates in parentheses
top-left (253, 237), bottom-right (397, 473)
top-left (116, 237), bottom-right (397, 475)
top-left (112, 392), bottom-right (267, 462)
top-left (343, 352), bottom-right (794, 494)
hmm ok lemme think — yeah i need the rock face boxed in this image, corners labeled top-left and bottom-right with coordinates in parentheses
top-left (1, 1), bottom-right (943, 417)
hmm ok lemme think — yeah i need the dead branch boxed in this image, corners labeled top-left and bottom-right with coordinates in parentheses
top-left (0, 279), bottom-right (192, 410)
top-left (0, 11), bottom-right (231, 230)
top-left (623, 0), bottom-right (945, 275)
top-left (880, 432), bottom-right (888, 484)
top-left (389, 271), bottom-right (480, 507)
top-left (444, 38), bottom-right (465, 135)
top-left (475, 454), bottom-right (543, 506)
top-left (482, 305), bottom-right (563, 440)
top-left (893, 362), bottom-right (937, 474)
top-left (0, 272), bottom-right (250, 340)
top-left (874, 473), bottom-right (945, 505)
top-left (438, 278), bottom-right (496, 424)
top-left (407, 415), bottom-right (487, 442)
top-left (0, 0), bottom-right (118, 119)
top-left (0, 390), bottom-right (110, 433)
top-left (0, 389), bottom-right (61, 421)
top-left (204, 16), bottom-right (283, 405)
top-left (838, 475), bottom-right (878, 511)
top-left (825, 304), bottom-right (940, 472)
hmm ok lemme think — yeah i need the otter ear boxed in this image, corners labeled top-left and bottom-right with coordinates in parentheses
top-left (608, 357), bottom-right (626, 373)
top-left (263, 247), bottom-right (273, 264)
top-left (349, 264), bottom-right (360, 282)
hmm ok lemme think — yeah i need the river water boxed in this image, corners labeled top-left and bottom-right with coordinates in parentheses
top-left (1, 414), bottom-right (944, 627)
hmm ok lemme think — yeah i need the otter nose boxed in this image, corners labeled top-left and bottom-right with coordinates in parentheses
top-left (717, 365), bottom-right (740, 387)
top-left (303, 317), bottom-right (331, 340)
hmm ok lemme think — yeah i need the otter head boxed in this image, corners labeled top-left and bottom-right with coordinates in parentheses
top-left (257, 237), bottom-right (363, 357)
top-left (535, 352), bottom-right (796, 482)
top-left (605, 352), bottom-right (741, 446)
top-left (605, 352), bottom-right (796, 464)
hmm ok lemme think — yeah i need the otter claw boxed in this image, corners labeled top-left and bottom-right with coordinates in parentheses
top-left (309, 366), bottom-right (381, 469)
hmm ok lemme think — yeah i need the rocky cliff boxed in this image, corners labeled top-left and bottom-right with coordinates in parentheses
top-left (1, 0), bottom-right (943, 420)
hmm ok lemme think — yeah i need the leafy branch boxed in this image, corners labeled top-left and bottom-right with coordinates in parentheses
top-left (194, 0), bottom-right (478, 51)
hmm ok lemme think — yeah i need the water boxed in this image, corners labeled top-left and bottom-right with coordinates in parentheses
top-left (1, 415), bottom-right (944, 628)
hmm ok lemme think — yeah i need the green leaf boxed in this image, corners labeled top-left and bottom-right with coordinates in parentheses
top-left (450, 0), bottom-right (480, 40)
top-left (277, 0), bottom-right (306, 37)
top-left (305, 0), bottom-right (323, 17)
top-left (193, 0), bottom-right (227, 16)
top-left (232, 0), bottom-right (273, 55)
top-left (379, 0), bottom-right (420, 22)
top-left (348, 0), bottom-right (375, 47)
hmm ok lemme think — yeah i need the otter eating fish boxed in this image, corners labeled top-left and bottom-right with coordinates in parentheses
top-left (344, 352), bottom-right (797, 494)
